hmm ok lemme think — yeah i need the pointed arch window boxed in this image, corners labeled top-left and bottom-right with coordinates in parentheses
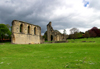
top-left (28, 26), bottom-right (31, 34)
top-left (20, 24), bottom-right (23, 33)
top-left (34, 27), bottom-right (36, 35)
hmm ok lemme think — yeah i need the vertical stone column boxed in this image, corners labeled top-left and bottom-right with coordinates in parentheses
top-left (36, 27), bottom-right (39, 35)
top-left (47, 24), bottom-right (51, 41)
top-left (31, 25), bottom-right (34, 35)
top-left (12, 21), bottom-right (15, 33)
top-left (24, 24), bottom-right (28, 34)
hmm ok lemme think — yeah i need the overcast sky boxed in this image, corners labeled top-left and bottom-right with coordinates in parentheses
top-left (0, 0), bottom-right (100, 34)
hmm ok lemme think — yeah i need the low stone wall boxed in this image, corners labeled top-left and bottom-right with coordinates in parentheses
top-left (44, 41), bottom-right (68, 44)
top-left (54, 41), bottom-right (67, 43)
top-left (12, 33), bottom-right (40, 44)
top-left (40, 37), bottom-right (45, 44)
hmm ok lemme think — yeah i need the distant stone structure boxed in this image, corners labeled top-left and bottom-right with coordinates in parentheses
top-left (40, 36), bottom-right (45, 44)
top-left (11, 20), bottom-right (41, 44)
top-left (47, 22), bottom-right (66, 41)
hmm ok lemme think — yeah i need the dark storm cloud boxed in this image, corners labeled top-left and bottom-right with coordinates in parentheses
top-left (0, 0), bottom-right (68, 33)
top-left (0, 0), bottom-right (100, 33)
top-left (0, 0), bottom-right (62, 33)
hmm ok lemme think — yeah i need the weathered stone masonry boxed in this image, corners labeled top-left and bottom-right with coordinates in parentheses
top-left (11, 20), bottom-right (41, 44)
top-left (47, 22), bottom-right (66, 41)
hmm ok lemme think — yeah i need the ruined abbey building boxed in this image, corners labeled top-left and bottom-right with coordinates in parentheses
top-left (47, 22), bottom-right (66, 41)
top-left (11, 20), bottom-right (42, 44)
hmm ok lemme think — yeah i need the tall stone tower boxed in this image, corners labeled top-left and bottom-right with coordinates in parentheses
top-left (47, 22), bottom-right (53, 41)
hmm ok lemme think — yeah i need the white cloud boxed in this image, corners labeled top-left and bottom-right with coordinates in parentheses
top-left (59, 27), bottom-right (92, 35)
top-left (0, 0), bottom-right (100, 34)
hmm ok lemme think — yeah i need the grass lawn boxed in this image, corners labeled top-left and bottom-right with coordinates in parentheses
top-left (0, 38), bottom-right (100, 69)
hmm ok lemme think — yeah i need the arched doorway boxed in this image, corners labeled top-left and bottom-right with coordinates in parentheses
top-left (51, 35), bottom-right (53, 41)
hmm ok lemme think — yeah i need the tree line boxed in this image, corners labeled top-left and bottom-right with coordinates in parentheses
top-left (0, 24), bottom-right (11, 42)
top-left (68, 27), bottom-right (100, 39)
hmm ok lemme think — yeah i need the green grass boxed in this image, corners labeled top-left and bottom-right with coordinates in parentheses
top-left (0, 38), bottom-right (100, 69)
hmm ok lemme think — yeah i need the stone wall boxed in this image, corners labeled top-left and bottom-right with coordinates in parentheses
top-left (47, 22), bottom-right (66, 41)
top-left (11, 20), bottom-right (41, 44)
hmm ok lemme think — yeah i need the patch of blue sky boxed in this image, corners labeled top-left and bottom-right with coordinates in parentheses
top-left (83, 0), bottom-right (89, 7)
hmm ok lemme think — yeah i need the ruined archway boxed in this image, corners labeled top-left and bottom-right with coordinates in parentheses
top-left (47, 22), bottom-right (67, 41)
top-left (34, 27), bottom-right (36, 35)
top-left (28, 26), bottom-right (30, 34)
top-left (20, 24), bottom-right (23, 33)
top-left (51, 35), bottom-right (53, 41)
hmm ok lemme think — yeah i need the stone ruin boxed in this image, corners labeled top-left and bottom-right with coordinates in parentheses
top-left (11, 20), bottom-right (66, 44)
top-left (47, 22), bottom-right (66, 42)
top-left (11, 20), bottom-right (42, 44)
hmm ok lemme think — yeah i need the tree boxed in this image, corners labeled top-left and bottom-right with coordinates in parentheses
top-left (70, 28), bottom-right (79, 34)
top-left (70, 28), bottom-right (79, 39)
top-left (63, 29), bottom-right (66, 35)
top-left (0, 24), bottom-right (11, 41)
top-left (84, 31), bottom-right (90, 38)
top-left (6, 24), bottom-right (11, 29)
top-left (43, 31), bottom-right (47, 41)
top-left (77, 32), bottom-right (84, 39)
top-left (90, 27), bottom-right (100, 37)
top-left (89, 30), bottom-right (96, 38)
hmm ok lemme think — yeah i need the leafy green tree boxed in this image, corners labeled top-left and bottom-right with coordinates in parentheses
top-left (70, 28), bottom-right (79, 40)
top-left (84, 31), bottom-right (90, 38)
top-left (77, 32), bottom-right (84, 39)
top-left (0, 24), bottom-right (11, 41)
top-left (43, 31), bottom-right (47, 41)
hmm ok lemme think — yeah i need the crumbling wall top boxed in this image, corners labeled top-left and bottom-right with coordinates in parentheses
top-left (47, 21), bottom-right (52, 26)
top-left (12, 20), bottom-right (41, 29)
